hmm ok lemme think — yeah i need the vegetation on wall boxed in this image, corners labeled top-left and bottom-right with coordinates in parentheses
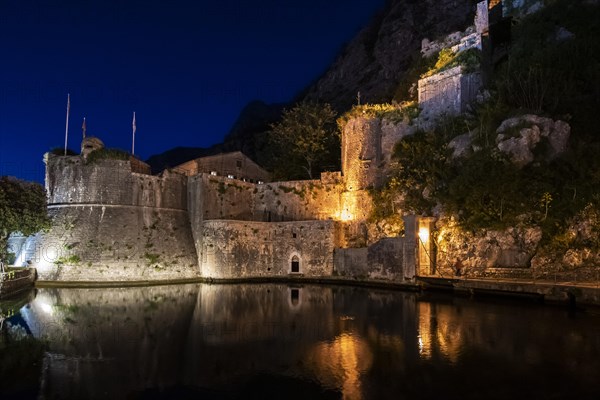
top-left (49, 147), bottom-right (77, 156)
top-left (386, 0), bottom-right (600, 248)
top-left (337, 102), bottom-right (420, 130)
top-left (86, 148), bottom-right (130, 164)
top-left (421, 48), bottom-right (481, 78)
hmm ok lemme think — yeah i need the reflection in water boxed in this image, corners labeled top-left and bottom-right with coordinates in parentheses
top-left (308, 333), bottom-right (373, 400)
top-left (418, 302), bottom-right (464, 363)
top-left (1, 285), bottom-right (600, 399)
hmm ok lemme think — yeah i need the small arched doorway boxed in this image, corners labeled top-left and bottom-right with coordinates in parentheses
top-left (290, 254), bottom-right (300, 274)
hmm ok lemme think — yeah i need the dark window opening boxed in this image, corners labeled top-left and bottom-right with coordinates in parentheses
top-left (291, 255), bottom-right (300, 273)
top-left (291, 289), bottom-right (300, 306)
top-left (292, 233), bottom-right (297, 238)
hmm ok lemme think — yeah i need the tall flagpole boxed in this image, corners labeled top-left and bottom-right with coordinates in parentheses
top-left (132, 112), bottom-right (136, 156)
top-left (64, 93), bottom-right (70, 155)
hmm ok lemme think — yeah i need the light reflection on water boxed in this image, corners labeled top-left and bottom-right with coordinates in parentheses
top-left (1, 284), bottom-right (600, 399)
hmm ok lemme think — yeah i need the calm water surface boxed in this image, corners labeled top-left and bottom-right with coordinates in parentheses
top-left (1, 283), bottom-right (599, 399)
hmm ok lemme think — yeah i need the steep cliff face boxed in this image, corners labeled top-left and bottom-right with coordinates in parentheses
top-left (301, 0), bottom-right (476, 109)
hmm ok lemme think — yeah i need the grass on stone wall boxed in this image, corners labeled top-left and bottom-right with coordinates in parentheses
top-left (337, 101), bottom-right (420, 131)
top-left (421, 48), bottom-right (481, 78)
top-left (54, 254), bottom-right (81, 266)
top-left (85, 148), bottom-right (130, 164)
top-left (49, 147), bottom-right (77, 156)
top-left (144, 253), bottom-right (160, 265)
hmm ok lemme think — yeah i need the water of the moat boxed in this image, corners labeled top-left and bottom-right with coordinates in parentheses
top-left (1, 284), bottom-right (599, 400)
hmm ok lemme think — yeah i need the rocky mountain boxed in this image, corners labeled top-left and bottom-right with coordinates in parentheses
top-left (300, 0), bottom-right (477, 109)
top-left (147, 0), bottom-right (478, 172)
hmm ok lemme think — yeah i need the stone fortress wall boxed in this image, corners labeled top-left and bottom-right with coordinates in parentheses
top-left (10, 0), bottom-right (551, 283)
top-left (22, 154), bottom-right (199, 281)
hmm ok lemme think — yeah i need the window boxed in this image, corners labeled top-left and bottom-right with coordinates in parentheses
top-left (291, 255), bottom-right (300, 273)
top-left (236, 160), bottom-right (242, 168)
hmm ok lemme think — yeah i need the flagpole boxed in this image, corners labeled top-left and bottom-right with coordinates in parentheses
top-left (64, 93), bottom-right (70, 156)
top-left (132, 112), bottom-right (136, 156)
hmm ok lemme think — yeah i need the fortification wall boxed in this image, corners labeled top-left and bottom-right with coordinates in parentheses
top-left (188, 174), bottom-right (343, 224)
top-left (198, 220), bottom-right (339, 279)
top-left (341, 117), bottom-right (415, 192)
top-left (334, 237), bottom-right (406, 281)
top-left (45, 154), bottom-right (187, 210)
top-left (418, 66), bottom-right (483, 119)
top-left (32, 205), bottom-right (199, 281)
top-left (30, 155), bottom-right (199, 281)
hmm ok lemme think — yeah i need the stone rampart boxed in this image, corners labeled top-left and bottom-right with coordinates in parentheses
top-left (341, 116), bottom-right (415, 192)
top-left (418, 66), bottom-right (482, 120)
top-left (32, 205), bottom-right (199, 281)
top-left (28, 154), bottom-right (199, 281)
top-left (188, 174), bottom-right (343, 224)
top-left (45, 154), bottom-right (187, 210)
top-left (334, 237), bottom-right (406, 281)
top-left (198, 220), bottom-right (340, 279)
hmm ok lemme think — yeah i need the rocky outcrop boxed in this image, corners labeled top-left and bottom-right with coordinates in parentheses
top-left (495, 114), bottom-right (570, 167)
top-left (301, 0), bottom-right (476, 109)
top-left (532, 204), bottom-right (600, 280)
top-left (436, 217), bottom-right (542, 277)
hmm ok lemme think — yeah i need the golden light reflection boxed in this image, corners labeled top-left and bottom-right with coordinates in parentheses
top-left (418, 302), bottom-right (463, 363)
top-left (306, 333), bottom-right (373, 400)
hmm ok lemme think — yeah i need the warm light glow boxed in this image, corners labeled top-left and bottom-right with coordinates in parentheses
top-left (340, 192), bottom-right (359, 222)
top-left (341, 208), bottom-right (354, 222)
top-left (418, 227), bottom-right (430, 244)
top-left (40, 302), bottom-right (54, 315)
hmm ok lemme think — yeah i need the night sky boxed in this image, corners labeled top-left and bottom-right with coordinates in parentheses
top-left (0, 0), bottom-right (385, 182)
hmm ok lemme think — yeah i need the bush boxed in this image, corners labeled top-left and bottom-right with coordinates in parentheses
top-left (337, 101), bottom-right (419, 131)
top-left (421, 48), bottom-right (481, 78)
top-left (86, 148), bottom-right (130, 164)
top-left (49, 147), bottom-right (77, 156)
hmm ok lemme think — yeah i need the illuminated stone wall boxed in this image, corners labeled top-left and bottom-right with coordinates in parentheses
top-left (334, 237), bottom-right (407, 281)
top-left (198, 220), bottom-right (340, 279)
top-left (188, 173), bottom-right (343, 223)
top-left (341, 116), bottom-right (414, 192)
top-left (45, 154), bottom-right (187, 209)
top-left (28, 154), bottom-right (199, 281)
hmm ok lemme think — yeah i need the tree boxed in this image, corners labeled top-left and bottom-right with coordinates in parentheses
top-left (0, 176), bottom-right (50, 264)
top-left (269, 102), bottom-right (339, 179)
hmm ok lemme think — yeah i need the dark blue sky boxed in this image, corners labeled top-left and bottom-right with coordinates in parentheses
top-left (0, 0), bottom-right (385, 182)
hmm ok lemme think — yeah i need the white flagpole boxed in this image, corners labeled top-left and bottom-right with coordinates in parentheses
top-left (64, 93), bottom-right (70, 155)
top-left (132, 112), bottom-right (137, 155)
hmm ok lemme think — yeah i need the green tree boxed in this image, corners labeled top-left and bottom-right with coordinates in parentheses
top-left (269, 102), bottom-right (339, 179)
top-left (0, 176), bottom-right (50, 263)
